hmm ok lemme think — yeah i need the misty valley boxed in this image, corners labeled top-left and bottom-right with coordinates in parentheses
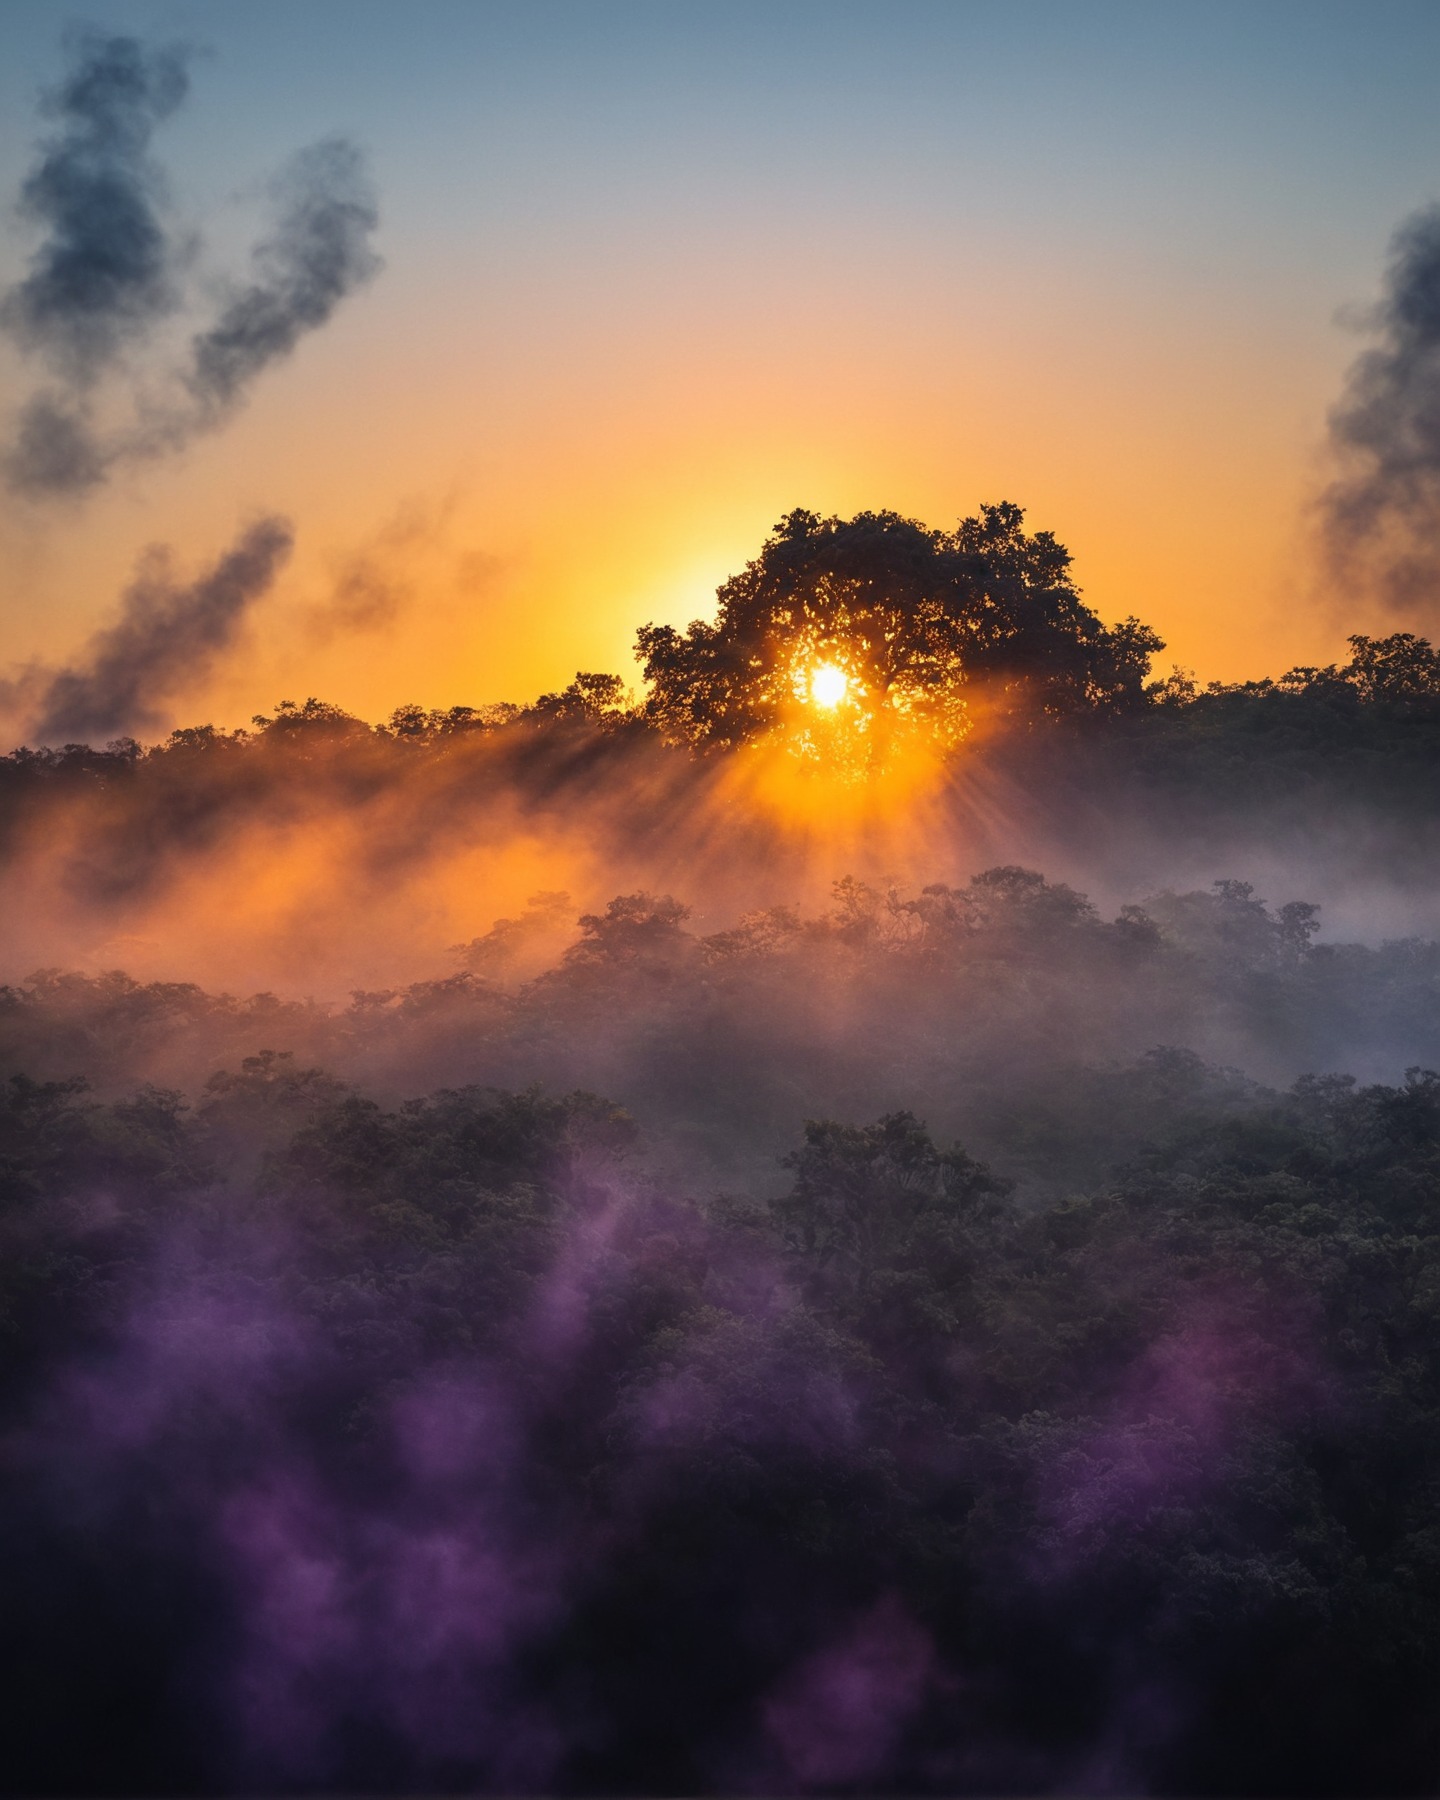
top-left (10, 9), bottom-right (1440, 1795)
top-left (3, 556), bottom-right (1440, 1795)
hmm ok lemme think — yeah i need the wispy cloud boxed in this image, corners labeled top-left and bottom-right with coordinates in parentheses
top-left (1323, 204), bottom-right (1440, 617)
top-left (1, 34), bottom-right (381, 499)
top-left (21, 516), bottom-right (294, 745)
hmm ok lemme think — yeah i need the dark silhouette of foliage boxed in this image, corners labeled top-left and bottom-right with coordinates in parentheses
top-left (636, 503), bottom-right (1162, 754)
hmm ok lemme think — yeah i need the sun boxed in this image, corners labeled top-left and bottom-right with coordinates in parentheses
top-left (808, 662), bottom-right (849, 708)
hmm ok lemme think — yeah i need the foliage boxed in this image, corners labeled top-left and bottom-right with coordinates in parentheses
top-left (636, 503), bottom-right (1163, 756)
top-left (0, 1044), bottom-right (1437, 1793)
top-left (8, 504), bottom-right (1440, 1791)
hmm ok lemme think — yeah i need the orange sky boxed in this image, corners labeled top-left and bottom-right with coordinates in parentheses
top-left (0, 264), bottom-right (1348, 734)
top-left (2, 0), bottom-right (1434, 739)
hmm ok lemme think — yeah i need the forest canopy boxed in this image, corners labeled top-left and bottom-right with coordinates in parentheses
top-left (2, 881), bottom-right (1440, 1795)
top-left (5, 500), bottom-right (1440, 1796)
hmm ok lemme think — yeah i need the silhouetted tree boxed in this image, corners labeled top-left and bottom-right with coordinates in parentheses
top-left (636, 503), bottom-right (1162, 756)
top-left (524, 671), bottom-right (633, 727)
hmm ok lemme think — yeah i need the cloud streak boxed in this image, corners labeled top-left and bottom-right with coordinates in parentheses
top-left (1323, 204), bottom-right (1440, 616)
top-left (186, 138), bottom-right (381, 426)
top-left (24, 516), bottom-right (293, 745)
top-left (1, 35), bottom-right (381, 499)
top-left (1, 30), bottom-right (190, 382)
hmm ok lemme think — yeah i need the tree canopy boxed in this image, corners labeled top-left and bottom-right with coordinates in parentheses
top-left (635, 503), bottom-right (1163, 760)
top-left (3, 1029), bottom-right (1440, 1793)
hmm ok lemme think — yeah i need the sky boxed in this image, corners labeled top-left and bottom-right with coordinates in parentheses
top-left (4, 0), bottom-right (1440, 736)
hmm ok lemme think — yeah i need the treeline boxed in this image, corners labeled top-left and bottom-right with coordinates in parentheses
top-left (0, 1042), bottom-right (1436, 1793)
top-left (4, 629), bottom-right (1440, 829)
top-left (8, 500), bottom-right (1440, 850)
top-left (6, 870), bottom-right (1440, 1189)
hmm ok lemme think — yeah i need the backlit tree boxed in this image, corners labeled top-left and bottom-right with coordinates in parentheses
top-left (636, 503), bottom-right (1162, 764)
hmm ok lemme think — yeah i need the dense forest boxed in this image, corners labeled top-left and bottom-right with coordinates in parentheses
top-left (4, 509), bottom-right (1440, 1795)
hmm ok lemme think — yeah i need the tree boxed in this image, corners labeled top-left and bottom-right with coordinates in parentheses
top-left (771, 1110), bottom-right (1012, 1334)
top-left (1341, 631), bottom-right (1440, 707)
top-left (636, 503), bottom-right (1162, 761)
top-left (523, 670), bottom-right (632, 727)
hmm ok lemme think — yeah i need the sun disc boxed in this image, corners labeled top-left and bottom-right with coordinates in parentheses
top-left (809, 663), bottom-right (848, 708)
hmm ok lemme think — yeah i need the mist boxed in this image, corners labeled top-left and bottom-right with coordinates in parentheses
top-left (3, 20), bottom-right (1440, 1789)
top-left (5, 531), bottom-right (1440, 1797)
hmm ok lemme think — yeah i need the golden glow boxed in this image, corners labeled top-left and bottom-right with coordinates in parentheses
top-left (730, 729), bottom-right (951, 836)
top-left (809, 662), bottom-right (849, 708)
top-left (0, 309), bottom-right (1334, 735)
top-left (0, 260), bottom-right (1338, 743)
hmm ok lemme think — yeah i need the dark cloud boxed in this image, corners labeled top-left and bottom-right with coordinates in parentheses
top-left (3, 390), bottom-right (109, 496)
top-left (186, 138), bottom-right (382, 423)
top-left (1, 31), bottom-right (189, 383)
top-left (27, 516), bottom-right (293, 745)
top-left (1323, 204), bottom-right (1440, 615)
top-left (2, 35), bottom-right (381, 499)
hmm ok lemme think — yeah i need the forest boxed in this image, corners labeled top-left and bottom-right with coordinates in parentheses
top-left (2, 507), bottom-right (1440, 1796)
